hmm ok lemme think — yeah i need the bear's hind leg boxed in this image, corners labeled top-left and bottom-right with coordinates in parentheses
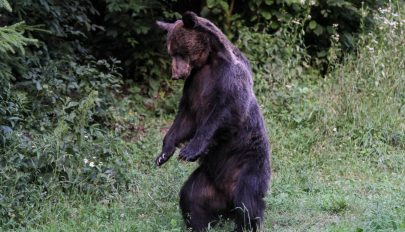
top-left (180, 167), bottom-right (227, 231)
top-left (233, 175), bottom-right (265, 232)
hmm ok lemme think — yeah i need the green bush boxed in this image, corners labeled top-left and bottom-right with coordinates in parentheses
top-left (2, 0), bottom-right (389, 103)
top-left (203, 0), bottom-right (386, 72)
top-left (1, 2), bottom-right (129, 228)
top-left (0, 55), bottom-right (128, 225)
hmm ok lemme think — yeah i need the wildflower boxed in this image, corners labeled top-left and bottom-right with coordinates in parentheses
top-left (366, 46), bottom-right (374, 52)
top-left (333, 127), bottom-right (337, 132)
top-left (89, 162), bottom-right (95, 167)
top-left (332, 23), bottom-right (338, 28)
top-left (388, 21), bottom-right (397, 27)
top-left (378, 7), bottom-right (391, 14)
top-left (292, 19), bottom-right (301, 25)
top-left (84, 135), bottom-right (89, 139)
top-left (92, 156), bottom-right (96, 159)
top-left (332, 33), bottom-right (340, 42)
top-left (84, 158), bottom-right (89, 164)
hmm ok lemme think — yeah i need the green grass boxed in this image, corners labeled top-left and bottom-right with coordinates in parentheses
top-left (6, 6), bottom-right (405, 232)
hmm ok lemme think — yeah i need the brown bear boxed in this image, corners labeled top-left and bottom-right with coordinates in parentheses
top-left (155, 12), bottom-right (271, 232)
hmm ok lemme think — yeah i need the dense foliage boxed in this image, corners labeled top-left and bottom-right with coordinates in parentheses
top-left (0, 0), bottom-right (403, 230)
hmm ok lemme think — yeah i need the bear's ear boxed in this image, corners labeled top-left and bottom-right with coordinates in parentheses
top-left (156, 21), bottom-right (174, 31)
top-left (182, 11), bottom-right (198, 28)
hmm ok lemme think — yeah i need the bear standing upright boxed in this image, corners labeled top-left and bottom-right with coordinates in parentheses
top-left (155, 12), bottom-right (271, 232)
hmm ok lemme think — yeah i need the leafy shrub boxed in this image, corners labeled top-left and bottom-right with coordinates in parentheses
top-left (236, 20), bottom-right (309, 93)
top-left (4, 0), bottom-right (388, 108)
top-left (201, 0), bottom-right (386, 73)
top-left (1, 2), bottom-right (129, 228)
top-left (0, 60), bottom-right (127, 228)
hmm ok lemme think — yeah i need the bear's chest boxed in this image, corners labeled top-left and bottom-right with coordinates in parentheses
top-left (185, 69), bottom-right (215, 113)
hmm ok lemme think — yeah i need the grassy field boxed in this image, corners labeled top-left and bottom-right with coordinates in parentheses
top-left (9, 5), bottom-right (405, 232)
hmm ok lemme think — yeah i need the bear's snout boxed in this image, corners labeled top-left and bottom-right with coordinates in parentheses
top-left (171, 58), bottom-right (190, 80)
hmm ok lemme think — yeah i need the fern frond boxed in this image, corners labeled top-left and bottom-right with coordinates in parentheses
top-left (0, 21), bottom-right (38, 55)
top-left (0, 0), bottom-right (12, 12)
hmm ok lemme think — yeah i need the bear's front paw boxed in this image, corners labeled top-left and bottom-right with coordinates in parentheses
top-left (178, 146), bottom-right (200, 162)
top-left (155, 152), bottom-right (171, 167)
top-left (155, 144), bottom-right (176, 167)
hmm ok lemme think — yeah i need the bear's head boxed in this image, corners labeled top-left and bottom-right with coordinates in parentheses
top-left (157, 12), bottom-right (220, 80)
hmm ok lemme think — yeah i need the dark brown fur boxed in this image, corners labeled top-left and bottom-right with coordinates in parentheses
top-left (156, 12), bottom-right (271, 232)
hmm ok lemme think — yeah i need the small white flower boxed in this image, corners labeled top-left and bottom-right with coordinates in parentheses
top-left (388, 21), bottom-right (397, 27)
top-left (332, 33), bottom-right (340, 42)
top-left (89, 162), bottom-right (95, 167)
top-left (292, 19), bottom-right (301, 25)
top-left (332, 23), bottom-right (338, 28)
top-left (92, 156), bottom-right (96, 159)
top-left (366, 46), bottom-right (374, 52)
top-left (84, 135), bottom-right (89, 139)
top-left (333, 127), bottom-right (337, 132)
top-left (84, 158), bottom-right (89, 164)
top-left (378, 7), bottom-right (391, 14)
